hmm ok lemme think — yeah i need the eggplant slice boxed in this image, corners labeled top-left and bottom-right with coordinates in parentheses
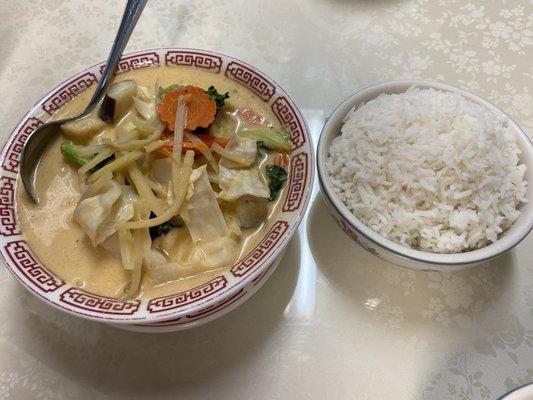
top-left (99, 80), bottom-right (137, 123)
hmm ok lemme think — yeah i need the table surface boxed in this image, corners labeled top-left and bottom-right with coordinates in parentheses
top-left (1, 1), bottom-right (533, 399)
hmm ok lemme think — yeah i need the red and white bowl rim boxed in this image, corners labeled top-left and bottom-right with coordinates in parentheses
top-left (0, 48), bottom-right (314, 324)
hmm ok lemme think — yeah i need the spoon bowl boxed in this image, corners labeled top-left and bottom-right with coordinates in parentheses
top-left (20, 0), bottom-right (147, 203)
top-left (21, 116), bottom-right (90, 203)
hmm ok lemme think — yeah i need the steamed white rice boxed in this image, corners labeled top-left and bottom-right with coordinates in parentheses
top-left (326, 88), bottom-right (527, 253)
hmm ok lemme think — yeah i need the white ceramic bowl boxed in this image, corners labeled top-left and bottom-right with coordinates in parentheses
top-left (317, 80), bottom-right (533, 271)
top-left (498, 382), bottom-right (533, 400)
top-left (0, 48), bottom-right (314, 331)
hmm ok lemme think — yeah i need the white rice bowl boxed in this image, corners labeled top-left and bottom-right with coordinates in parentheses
top-left (326, 88), bottom-right (528, 253)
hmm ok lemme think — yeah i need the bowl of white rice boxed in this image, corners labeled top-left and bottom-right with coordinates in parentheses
top-left (317, 80), bottom-right (533, 270)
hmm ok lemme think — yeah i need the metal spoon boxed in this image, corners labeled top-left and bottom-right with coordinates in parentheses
top-left (21, 0), bottom-right (147, 203)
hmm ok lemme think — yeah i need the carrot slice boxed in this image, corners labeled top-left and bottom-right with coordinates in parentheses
top-left (157, 86), bottom-right (216, 131)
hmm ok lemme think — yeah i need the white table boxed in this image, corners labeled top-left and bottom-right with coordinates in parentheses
top-left (1, 1), bottom-right (532, 398)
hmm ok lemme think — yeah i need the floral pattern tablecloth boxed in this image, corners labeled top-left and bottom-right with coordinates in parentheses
top-left (0, 1), bottom-right (532, 399)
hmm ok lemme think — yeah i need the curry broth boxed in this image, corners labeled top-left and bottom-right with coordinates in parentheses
top-left (17, 65), bottom-right (287, 299)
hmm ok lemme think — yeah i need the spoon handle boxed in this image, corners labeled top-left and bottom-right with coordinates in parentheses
top-left (86, 0), bottom-right (148, 111)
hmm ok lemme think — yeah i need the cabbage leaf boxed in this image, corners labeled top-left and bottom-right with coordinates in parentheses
top-left (218, 165), bottom-right (269, 202)
top-left (181, 166), bottom-right (228, 242)
top-left (74, 180), bottom-right (122, 245)
top-left (220, 136), bottom-right (257, 168)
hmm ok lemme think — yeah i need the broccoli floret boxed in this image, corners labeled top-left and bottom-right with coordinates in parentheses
top-left (60, 141), bottom-right (95, 166)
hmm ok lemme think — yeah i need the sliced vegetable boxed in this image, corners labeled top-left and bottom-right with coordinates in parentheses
top-left (266, 164), bottom-right (287, 201)
top-left (184, 131), bottom-right (218, 173)
top-left (184, 135), bottom-right (229, 154)
top-left (99, 80), bottom-right (137, 123)
top-left (205, 86), bottom-right (229, 115)
top-left (133, 97), bottom-right (156, 121)
top-left (211, 143), bottom-right (252, 167)
top-left (122, 201), bottom-right (150, 298)
top-left (147, 178), bottom-right (167, 198)
top-left (92, 186), bottom-right (138, 245)
top-left (181, 165), bottom-right (228, 242)
top-left (236, 195), bottom-right (268, 229)
top-left (117, 228), bottom-right (134, 270)
top-left (136, 85), bottom-right (152, 101)
top-left (74, 180), bottom-right (122, 245)
top-left (61, 113), bottom-right (106, 141)
top-left (121, 121), bottom-right (137, 134)
top-left (127, 164), bottom-right (165, 216)
top-left (149, 236), bottom-right (237, 284)
top-left (100, 232), bottom-right (121, 256)
top-left (143, 248), bottom-right (167, 271)
top-left (79, 149), bottom-right (114, 175)
top-left (60, 141), bottom-right (96, 166)
top-left (130, 115), bottom-right (162, 134)
top-left (158, 84), bottom-right (181, 98)
top-left (156, 135), bottom-right (229, 157)
top-left (158, 85), bottom-right (216, 131)
top-left (87, 150), bottom-right (144, 183)
top-left (195, 236), bottom-right (238, 268)
top-left (208, 110), bottom-right (238, 138)
top-left (152, 227), bottom-right (189, 260)
top-left (89, 154), bottom-right (115, 175)
top-left (120, 150), bottom-right (195, 230)
top-left (172, 97), bottom-right (187, 198)
top-left (108, 120), bottom-right (163, 152)
top-left (82, 171), bottom-right (113, 199)
top-left (149, 158), bottom-right (172, 186)
top-left (220, 137), bottom-right (257, 168)
top-left (144, 140), bottom-right (168, 154)
top-left (239, 126), bottom-right (292, 152)
top-left (218, 165), bottom-right (269, 202)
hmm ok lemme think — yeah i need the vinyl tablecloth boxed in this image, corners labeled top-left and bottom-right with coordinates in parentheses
top-left (1, 1), bottom-right (532, 399)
